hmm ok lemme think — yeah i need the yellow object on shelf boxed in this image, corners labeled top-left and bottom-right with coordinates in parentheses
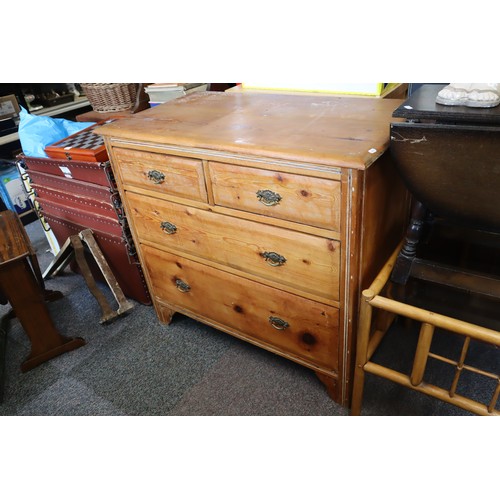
top-left (240, 82), bottom-right (400, 97)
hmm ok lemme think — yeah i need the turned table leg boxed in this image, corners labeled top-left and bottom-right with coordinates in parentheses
top-left (391, 200), bottom-right (428, 285)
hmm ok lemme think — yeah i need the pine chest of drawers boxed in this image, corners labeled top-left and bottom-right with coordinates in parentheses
top-left (97, 92), bottom-right (409, 406)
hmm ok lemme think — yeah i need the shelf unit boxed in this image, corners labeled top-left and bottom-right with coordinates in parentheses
top-left (0, 97), bottom-right (91, 147)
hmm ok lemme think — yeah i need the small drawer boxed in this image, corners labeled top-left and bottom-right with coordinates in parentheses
top-left (209, 161), bottom-right (341, 231)
top-left (127, 191), bottom-right (340, 302)
top-left (142, 245), bottom-right (339, 371)
top-left (112, 147), bottom-right (207, 202)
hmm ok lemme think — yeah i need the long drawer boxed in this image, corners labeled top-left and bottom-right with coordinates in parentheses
top-left (112, 147), bottom-right (207, 202)
top-left (127, 191), bottom-right (340, 302)
top-left (141, 244), bottom-right (339, 371)
top-left (208, 161), bottom-right (341, 231)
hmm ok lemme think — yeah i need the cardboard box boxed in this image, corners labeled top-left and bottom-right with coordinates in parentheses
top-left (0, 94), bottom-right (20, 120)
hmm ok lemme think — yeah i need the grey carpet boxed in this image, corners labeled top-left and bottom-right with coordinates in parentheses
top-left (0, 218), bottom-right (497, 416)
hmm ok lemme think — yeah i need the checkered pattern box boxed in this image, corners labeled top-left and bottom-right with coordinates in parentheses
top-left (44, 122), bottom-right (110, 163)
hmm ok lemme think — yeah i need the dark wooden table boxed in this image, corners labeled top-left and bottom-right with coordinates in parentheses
top-left (389, 84), bottom-right (500, 289)
top-left (392, 83), bottom-right (500, 124)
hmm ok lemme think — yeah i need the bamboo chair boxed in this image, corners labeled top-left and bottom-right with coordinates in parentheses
top-left (351, 244), bottom-right (500, 416)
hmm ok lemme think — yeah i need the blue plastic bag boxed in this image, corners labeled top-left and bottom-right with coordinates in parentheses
top-left (18, 106), bottom-right (95, 158)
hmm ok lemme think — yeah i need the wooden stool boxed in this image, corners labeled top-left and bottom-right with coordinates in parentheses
top-left (350, 244), bottom-right (500, 416)
top-left (0, 211), bottom-right (85, 390)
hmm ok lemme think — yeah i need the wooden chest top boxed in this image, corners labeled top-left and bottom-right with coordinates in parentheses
top-left (96, 92), bottom-right (403, 170)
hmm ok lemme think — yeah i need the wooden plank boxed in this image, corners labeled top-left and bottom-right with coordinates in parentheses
top-left (411, 258), bottom-right (500, 299)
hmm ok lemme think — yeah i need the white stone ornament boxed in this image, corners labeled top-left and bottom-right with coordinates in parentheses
top-left (436, 83), bottom-right (500, 108)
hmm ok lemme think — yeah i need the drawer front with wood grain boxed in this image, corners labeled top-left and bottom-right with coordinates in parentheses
top-left (141, 245), bottom-right (339, 371)
top-left (127, 191), bottom-right (340, 302)
top-left (112, 147), bottom-right (207, 202)
top-left (208, 161), bottom-right (341, 231)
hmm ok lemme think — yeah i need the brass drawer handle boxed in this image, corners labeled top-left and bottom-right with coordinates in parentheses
top-left (269, 316), bottom-right (289, 330)
top-left (147, 169), bottom-right (165, 184)
top-left (175, 279), bottom-right (191, 293)
top-left (260, 251), bottom-right (286, 267)
top-left (256, 189), bottom-right (282, 206)
top-left (160, 221), bottom-right (177, 234)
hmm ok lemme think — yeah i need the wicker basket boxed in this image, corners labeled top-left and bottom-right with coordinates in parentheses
top-left (81, 83), bottom-right (140, 113)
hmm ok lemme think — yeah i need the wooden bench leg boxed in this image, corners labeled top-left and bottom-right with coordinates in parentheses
top-left (79, 229), bottom-right (133, 317)
top-left (44, 230), bottom-right (134, 324)
top-left (0, 258), bottom-right (85, 373)
top-left (70, 235), bottom-right (119, 324)
top-left (42, 237), bottom-right (74, 280)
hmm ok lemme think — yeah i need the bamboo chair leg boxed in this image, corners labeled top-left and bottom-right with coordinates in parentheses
top-left (410, 322), bottom-right (435, 386)
top-left (350, 290), bottom-right (374, 416)
top-left (367, 310), bottom-right (396, 359)
top-left (488, 381), bottom-right (500, 414)
top-left (351, 244), bottom-right (402, 415)
top-left (449, 336), bottom-right (470, 397)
